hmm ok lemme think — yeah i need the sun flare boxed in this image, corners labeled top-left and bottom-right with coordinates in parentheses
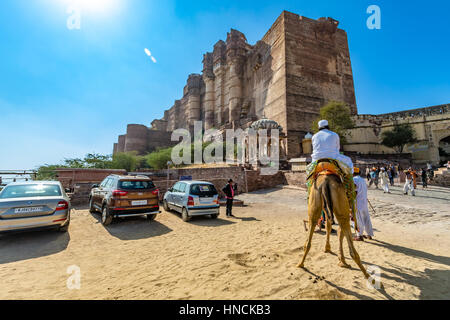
top-left (67, 0), bottom-right (119, 13)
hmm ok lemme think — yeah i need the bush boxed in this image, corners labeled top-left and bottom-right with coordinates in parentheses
top-left (145, 148), bottom-right (173, 170)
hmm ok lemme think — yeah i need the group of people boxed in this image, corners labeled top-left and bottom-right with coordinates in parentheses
top-left (366, 166), bottom-right (396, 192)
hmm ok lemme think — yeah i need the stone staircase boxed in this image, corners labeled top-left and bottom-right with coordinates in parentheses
top-left (430, 167), bottom-right (450, 187)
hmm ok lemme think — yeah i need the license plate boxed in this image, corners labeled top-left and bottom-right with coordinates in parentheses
top-left (200, 197), bottom-right (213, 204)
top-left (14, 207), bottom-right (44, 214)
top-left (132, 200), bottom-right (147, 206)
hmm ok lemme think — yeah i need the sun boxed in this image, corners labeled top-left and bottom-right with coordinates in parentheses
top-left (69, 0), bottom-right (118, 13)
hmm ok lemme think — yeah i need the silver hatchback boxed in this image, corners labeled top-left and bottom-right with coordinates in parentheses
top-left (163, 181), bottom-right (220, 222)
top-left (0, 181), bottom-right (71, 234)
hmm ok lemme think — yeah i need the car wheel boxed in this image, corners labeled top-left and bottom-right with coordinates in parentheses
top-left (163, 200), bottom-right (170, 212)
top-left (147, 214), bottom-right (157, 221)
top-left (89, 198), bottom-right (96, 213)
top-left (182, 208), bottom-right (190, 222)
top-left (101, 205), bottom-right (113, 226)
top-left (210, 214), bottom-right (219, 219)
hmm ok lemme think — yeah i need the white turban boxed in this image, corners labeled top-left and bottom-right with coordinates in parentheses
top-left (318, 120), bottom-right (329, 129)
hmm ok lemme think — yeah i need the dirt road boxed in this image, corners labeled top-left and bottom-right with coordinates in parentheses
top-left (0, 185), bottom-right (449, 300)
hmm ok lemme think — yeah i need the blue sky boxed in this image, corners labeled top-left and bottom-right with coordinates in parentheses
top-left (0, 0), bottom-right (449, 170)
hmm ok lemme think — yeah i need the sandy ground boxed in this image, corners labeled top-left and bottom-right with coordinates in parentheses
top-left (0, 184), bottom-right (449, 300)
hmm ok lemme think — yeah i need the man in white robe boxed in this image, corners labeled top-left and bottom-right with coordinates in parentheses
top-left (379, 167), bottom-right (390, 193)
top-left (353, 168), bottom-right (374, 241)
top-left (403, 168), bottom-right (416, 196)
top-left (311, 120), bottom-right (354, 172)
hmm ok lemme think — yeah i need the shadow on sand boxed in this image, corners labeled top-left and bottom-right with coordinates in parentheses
top-left (365, 239), bottom-right (450, 299)
top-left (0, 229), bottom-right (70, 264)
top-left (91, 213), bottom-right (172, 241)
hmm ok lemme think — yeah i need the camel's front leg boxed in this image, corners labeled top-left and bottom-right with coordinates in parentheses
top-left (297, 197), bottom-right (322, 268)
top-left (324, 217), bottom-right (332, 253)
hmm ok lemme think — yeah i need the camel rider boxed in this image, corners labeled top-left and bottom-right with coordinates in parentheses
top-left (311, 120), bottom-right (354, 172)
top-left (307, 120), bottom-right (357, 221)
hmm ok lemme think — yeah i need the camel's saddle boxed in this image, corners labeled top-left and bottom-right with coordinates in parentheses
top-left (306, 159), bottom-right (356, 216)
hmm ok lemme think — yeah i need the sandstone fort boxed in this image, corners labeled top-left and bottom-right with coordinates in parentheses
top-left (113, 11), bottom-right (450, 165)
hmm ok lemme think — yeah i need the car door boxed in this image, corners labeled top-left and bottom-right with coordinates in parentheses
top-left (176, 183), bottom-right (187, 210)
top-left (167, 182), bottom-right (179, 208)
top-left (93, 178), bottom-right (107, 207)
top-left (96, 178), bottom-right (110, 207)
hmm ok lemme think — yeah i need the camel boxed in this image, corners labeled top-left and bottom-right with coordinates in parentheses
top-left (297, 173), bottom-right (371, 280)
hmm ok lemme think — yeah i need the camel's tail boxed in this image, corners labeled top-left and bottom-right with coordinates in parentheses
top-left (321, 178), bottom-right (334, 222)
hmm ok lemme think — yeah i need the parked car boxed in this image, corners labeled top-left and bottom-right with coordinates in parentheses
top-left (89, 175), bottom-right (160, 226)
top-left (0, 181), bottom-right (71, 234)
top-left (163, 181), bottom-right (220, 222)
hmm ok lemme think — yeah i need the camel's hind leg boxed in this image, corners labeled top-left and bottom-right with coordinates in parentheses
top-left (324, 217), bottom-right (332, 253)
top-left (341, 222), bottom-right (370, 279)
top-left (337, 226), bottom-right (350, 268)
top-left (297, 193), bottom-right (322, 268)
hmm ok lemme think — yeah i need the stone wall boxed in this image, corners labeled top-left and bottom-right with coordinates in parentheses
top-left (56, 168), bottom-right (127, 189)
top-left (284, 12), bottom-right (357, 157)
top-left (283, 171), bottom-right (308, 189)
top-left (345, 104), bottom-right (450, 165)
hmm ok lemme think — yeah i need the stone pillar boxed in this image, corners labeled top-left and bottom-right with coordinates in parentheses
top-left (226, 29), bottom-right (247, 129)
top-left (117, 135), bottom-right (126, 153)
top-left (212, 40), bottom-right (227, 127)
top-left (202, 53), bottom-right (215, 130)
top-left (113, 143), bottom-right (118, 155)
top-left (124, 124), bottom-right (148, 155)
top-left (204, 77), bottom-right (215, 130)
top-left (228, 61), bottom-right (243, 128)
top-left (186, 74), bottom-right (202, 126)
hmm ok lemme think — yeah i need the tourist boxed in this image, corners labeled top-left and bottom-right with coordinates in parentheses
top-left (403, 168), bottom-right (416, 196)
top-left (368, 168), bottom-right (378, 189)
top-left (366, 167), bottom-right (371, 182)
top-left (353, 168), bottom-right (374, 241)
top-left (222, 179), bottom-right (236, 218)
top-left (411, 168), bottom-right (418, 189)
top-left (380, 167), bottom-right (390, 194)
top-left (421, 168), bottom-right (428, 189)
top-left (388, 165), bottom-right (395, 186)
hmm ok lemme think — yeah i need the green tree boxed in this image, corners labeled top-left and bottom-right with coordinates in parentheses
top-left (84, 153), bottom-right (113, 169)
top-left (145, 147), bottom-right (173, 170)
top-left (35, 164), bottom-right (62, 181)
top-left (111, 152), bottom-right (139, 172)
top-left (312, 101), bottom-right (355, 144)
top-left (381, 123), bottom-right (418, 153)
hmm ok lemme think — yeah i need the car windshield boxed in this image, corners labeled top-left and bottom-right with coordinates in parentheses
top-left (190, 184), bottom-right (218, 197)
top-left (118, 180), bottom-right (155, 190)
top-left (0, 184), bottom-right (62, 199)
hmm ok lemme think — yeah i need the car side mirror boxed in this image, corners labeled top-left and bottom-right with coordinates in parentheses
top-left (168, 188), bottom-right (173, 192)
top-left (91, 184), bottom-right (99, 189)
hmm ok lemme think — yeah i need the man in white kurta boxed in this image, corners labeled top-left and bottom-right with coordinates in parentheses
top-left (353, 169), bottom-right (374, 241)
top-left (379, 167), bottom-right (390, 193)
top-left (403, 168), bottom-right (416, 196)
top-left (311, 120), bottom-right (354, 172)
